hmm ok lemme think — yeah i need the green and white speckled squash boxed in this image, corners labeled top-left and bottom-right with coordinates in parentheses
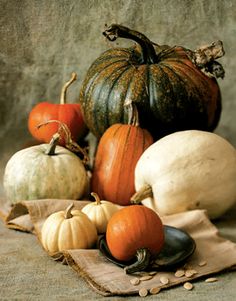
top-left (3, 134), bottom-right (88, 204)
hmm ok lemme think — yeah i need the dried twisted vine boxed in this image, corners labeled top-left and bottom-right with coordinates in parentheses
top-left (186, 40), bottom-right (225, 79)
top-left (37, 120), bottom-right (89, 166)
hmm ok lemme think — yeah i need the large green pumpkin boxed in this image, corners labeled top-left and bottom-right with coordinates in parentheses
top-left (79, 24), bottom-right (224, 139)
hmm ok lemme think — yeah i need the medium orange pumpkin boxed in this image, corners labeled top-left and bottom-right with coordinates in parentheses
top-left (91, 100), bottom-right (153, 206)
top-left (28, 72), bottom-right (87, 145)
top-left (106, 205), bottom-right (165, 273)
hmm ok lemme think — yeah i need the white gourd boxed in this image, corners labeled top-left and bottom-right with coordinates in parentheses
top-left (132, 130), bottom-right (236, 219)
top-left (41, 203), bottom-right (98, 253)
top-left (3, 134), bottom-right (88, 203)
top-left (82, 192), bottom-right (119, 234)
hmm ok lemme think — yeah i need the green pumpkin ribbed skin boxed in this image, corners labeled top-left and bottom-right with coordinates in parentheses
top-left (3, 144), bottom-right (88, 204)
top-left (79, 45), bottom-right (221, 140)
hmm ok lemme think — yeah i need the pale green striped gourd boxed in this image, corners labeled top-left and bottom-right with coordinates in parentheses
top-left (3, 136), bottom-right (88, 204)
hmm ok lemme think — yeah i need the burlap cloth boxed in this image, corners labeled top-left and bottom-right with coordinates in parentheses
top-left (0, 199), bottom-right (236, 296)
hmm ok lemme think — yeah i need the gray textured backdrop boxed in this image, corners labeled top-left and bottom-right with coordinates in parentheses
top-left (0, 1), bottom-right (236, 300)
top-left (0, 0), bottom-right (236, 193)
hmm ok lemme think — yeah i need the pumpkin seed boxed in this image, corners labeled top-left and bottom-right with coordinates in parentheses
top-left (205, 277), bottom-right (218, 283)
top-left (175, 269), bottom-right (185, 278)
top-left (149, 271), bottom-right (157, 276)
top-left (140, 275), bottom-right (153, 281)
top-left (183, 282), bottom-right (194, 290)
top-left (149, 287), bottom-right (161, 295)
top-left (139, 288), bottom-right (148, 297)
top-left (160, 276), bottom-right (169, 285)
top-left (130, 277), bottom-right (140, 285)
top-left (138, 272), bottom-right (150, 277)
top-left (198, 260), bottom-right (207, 267)
top-left (185, 269), bottom-right (198, 278)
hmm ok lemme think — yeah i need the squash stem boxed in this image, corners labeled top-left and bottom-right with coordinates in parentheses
top-left (91, 192), bottom-right (101, 205)
top-left (130, 184), bottom-right (153, 204)
top-left (124, 248), bottom-right (151, 274)
top-left (45, 133), bottom-right (60, 155)
top-left (60, 72), bottom-right (77, 104)
top-left (103, 24), bottom-right (157, 64)
top-left (38, 119), bottom-right (90, 165)
top-left (124, 99), bottom-right (139, 127)
top-left (65, 203), bottom-right (74, 219)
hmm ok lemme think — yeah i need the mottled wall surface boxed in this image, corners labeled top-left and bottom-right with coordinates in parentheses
top-left (0, 0), bottom-right (236, 193)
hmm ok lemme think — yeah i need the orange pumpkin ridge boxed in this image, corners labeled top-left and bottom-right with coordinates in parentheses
top-left (91, 101), bottom-right (153, 206)
top-left (106, 205), bottom-right (165, 263)
top-left (28, 73), bottom-right (87, 145)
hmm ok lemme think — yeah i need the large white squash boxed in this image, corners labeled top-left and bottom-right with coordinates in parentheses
top-left (3, 134), bottom-right (88, 203)
top-left (132, 130), bottom-right (236, 219)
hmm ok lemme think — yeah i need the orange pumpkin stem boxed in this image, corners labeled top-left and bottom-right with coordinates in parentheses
top-left (130, 184), bottom-right (153, 204)
top-left (91, 192), bottom-right (101, 205)
top-left (65, 203), bottom-right (74, 219)
top-left (124, 99), bottom-right (139, 127)
top-left (124, 248), bottom-right (151, 274)
top-left (60, 72), bottom-right (77, 105)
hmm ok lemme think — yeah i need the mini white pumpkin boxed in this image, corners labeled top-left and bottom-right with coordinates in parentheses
top-left (131, 130), bottom-right (236, 219)
top-left (3, 134), bottom-right (88, 203)
top-left (41, 203), bottom-right (98, 253)
top-left (81, 192), bottom-right (119, 234)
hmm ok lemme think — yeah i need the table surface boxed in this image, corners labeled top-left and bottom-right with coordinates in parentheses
top-left (1, 202), bottom-right (236, 301)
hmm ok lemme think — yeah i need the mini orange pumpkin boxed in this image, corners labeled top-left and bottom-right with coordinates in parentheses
top-left (106, 205), bottom-right (165, 273)
top-left (91, 100), bottom-right (153, 206)
top-left (28, 72), bottom-right (87, 145)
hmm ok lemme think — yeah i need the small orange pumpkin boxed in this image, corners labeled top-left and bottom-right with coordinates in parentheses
top-left (28, 72), bottom-right (87, 145)
top-left (106, 205), bottom-right (165, 273)
top-left (91, 100), bottom-right (153, 206)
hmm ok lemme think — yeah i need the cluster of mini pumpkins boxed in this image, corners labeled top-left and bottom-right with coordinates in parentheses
top-left (40, 197), bottom-right (165, 273)
top-left (3, 24), bottom-right (236, 267)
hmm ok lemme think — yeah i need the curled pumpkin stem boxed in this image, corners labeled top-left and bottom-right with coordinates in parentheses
top-left (91, 192), bottom-right (101, 205)
top-left (103, 23), bottom-right (157, 64)
top-left (37, 120), bottom-right (90, 166)
top-left (60, 72), bottom-right (77, 105)
top-left (130, 184), bottom-right (153, 204)
top-left (65, 203), bottom-right (74, 219)
top-left (124, 248), bottom-right (151, 274)
top-left (45, 133), bottom-right (60, 156)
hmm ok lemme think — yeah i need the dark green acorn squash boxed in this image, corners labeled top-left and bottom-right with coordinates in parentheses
top-left (79, 24), bottom-right (224, 139)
